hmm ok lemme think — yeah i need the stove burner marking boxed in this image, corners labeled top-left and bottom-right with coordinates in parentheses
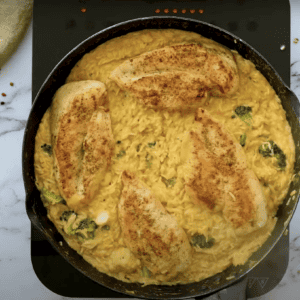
top-left (248, 277), bottom-right (269, 289)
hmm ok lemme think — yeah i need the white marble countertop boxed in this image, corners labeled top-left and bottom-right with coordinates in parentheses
top-left (1, 2), bottom-right (300, 300)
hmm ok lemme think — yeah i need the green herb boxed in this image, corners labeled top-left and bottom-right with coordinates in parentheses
top-left (117, 150), bottom-right (126, 159)
top-left (148, 141), bottom-right (156, 148)
top-left (116, 140), bottom-right (121, 144)
top-left (60, 211), bottom-right (98, 241)
top-left (101, 225), bottom-right (110, 231)
top-left (60, 211), bottom-right (77, 222)
top-left (41, 188), bottom-right (66, 205)
top-left (263, 181), bottom-right (269, 187)
top-left (259, 140), bottom-right (286, 170)
top-left (162, 177), bottom-right (177, 188)
top-left (240, 133), bottom-right (247, 147)
top-left (75, 218), bottom-right (98, 239)
top-left (259, 141), bottom-right (273, 157)
top-left (191, 234), bottom-right (215, 249)
top-left (76, 234), bottom-right (85, 243)
top-left (41, 144), bottom-right (52, 155)
top-left (67, 222), bottom-right (77, 236)
top-left (60, 211), bottom-right (78, 235)
top-left (234, 106), bottom-right (252, 126)
top-left (145, 153), bottom-right (153, 168)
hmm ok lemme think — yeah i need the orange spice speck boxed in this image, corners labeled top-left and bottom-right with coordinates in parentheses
top-left (199, 9), bottom-right (204, 14)
top-left (81, 8), bottom-right (86, 13)
top-left (2, 93), bottom-right (6, 97)
top-left (164, 9), bottom-right (169, 13)
top-left (155, 9), bottom-right (160, 13)
top-left (10, 82), bottom-right (14, 86)
top-left (173, 9), bottom-right (178, 13)
top-left (182, 9), bottom-right (186, 14)
top-left (190, 9), bottom-right (195, 14)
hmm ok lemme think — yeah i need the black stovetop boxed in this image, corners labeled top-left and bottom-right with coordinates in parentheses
top-left (31, 0), bottom-right (291, 298)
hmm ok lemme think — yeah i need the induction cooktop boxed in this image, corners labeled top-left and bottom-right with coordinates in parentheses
top-left (31, 0), bottom-right (291, 299)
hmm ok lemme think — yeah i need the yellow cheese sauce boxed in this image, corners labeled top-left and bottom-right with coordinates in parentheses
top-left (34, 29), bottom-right (295, 285)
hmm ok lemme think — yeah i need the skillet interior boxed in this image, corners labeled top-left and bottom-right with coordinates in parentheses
top-left (22, 17), bottom-right (300, 299)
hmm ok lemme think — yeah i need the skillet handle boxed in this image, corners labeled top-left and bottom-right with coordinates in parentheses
top-left (216, 276), bottom-right (248, 300)
top-left (25, 194), bottom-right (46, 234)
top-left (195, 276), bottom-right (248, 300)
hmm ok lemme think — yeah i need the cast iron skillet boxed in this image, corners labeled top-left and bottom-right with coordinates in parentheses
top-left (22, 17), bottom-right (300, 299)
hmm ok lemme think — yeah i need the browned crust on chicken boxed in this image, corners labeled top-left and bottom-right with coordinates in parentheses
top-left (50, 81), bottom-right (114, 209)
top-left (54, 95), bottom-right (99, 199)
top-left (119, 171), bottom-right (192, 278)
top-left (80, 108), bottom-right (114, 203)
top-left (183, 108), bottom-right (267, 235)
top-left (81, 108), bottom-right (114, 190)
top-left (110, 43), bottom-right (239, 108)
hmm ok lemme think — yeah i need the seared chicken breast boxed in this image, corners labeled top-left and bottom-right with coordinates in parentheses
top-left (50, 80), bottom-right (114, 210)
top-left (110, 43), bottom-right (239, 109)
top-left (119, 171), bottom-right (192, 279)
top-left (181, 108), bottom-right (267, 236)
top-left (78, 108), bottom-right (114, 203)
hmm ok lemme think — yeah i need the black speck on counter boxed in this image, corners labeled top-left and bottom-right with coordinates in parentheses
top-left (1, 102), bottom-right (5, 105)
